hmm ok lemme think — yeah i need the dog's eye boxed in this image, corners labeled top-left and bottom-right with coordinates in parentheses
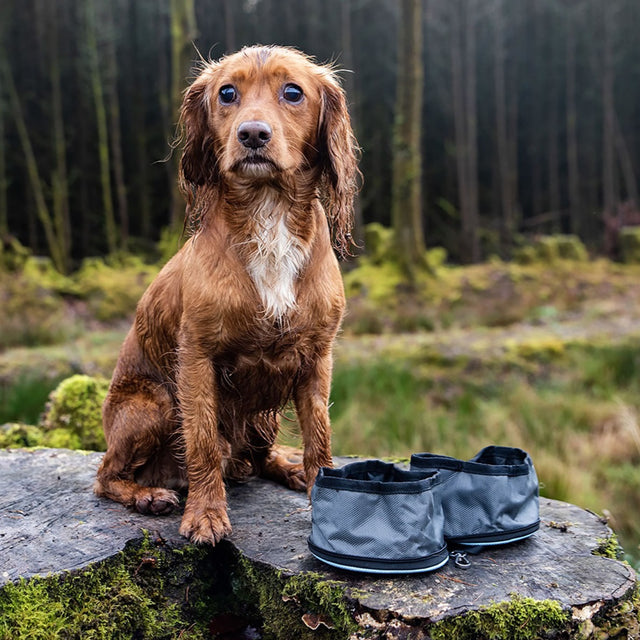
top-left (282, 83), bottom-right (304, 104)
top-left (219, 85), bottom-right (238, 104)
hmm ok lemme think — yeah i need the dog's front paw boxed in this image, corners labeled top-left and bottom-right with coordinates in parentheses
top-left (179, 502), bottom-right (232, 545)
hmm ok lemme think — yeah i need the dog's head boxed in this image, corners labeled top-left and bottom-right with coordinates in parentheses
top-left (179, 45), bottom-right (359, 255)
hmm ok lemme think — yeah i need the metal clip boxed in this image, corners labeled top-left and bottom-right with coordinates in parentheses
top-left (449, 550), bottom-right (471, 570)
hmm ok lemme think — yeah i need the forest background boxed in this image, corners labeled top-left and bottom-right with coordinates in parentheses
top-left (2, 0), bottom-right (640, 264)
top-left (2, 0), bottom-right (640, 566)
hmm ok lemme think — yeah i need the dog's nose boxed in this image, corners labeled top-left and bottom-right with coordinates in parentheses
top-left (237, 121), bottom-right (272, 149)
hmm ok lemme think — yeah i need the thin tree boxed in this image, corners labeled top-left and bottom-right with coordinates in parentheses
top-left (223, 0), bottom-right (236, 53)
top-left (104, 1), bottom-right (130, 249)
top-left (130, 0), bottom-right (152, 239)
top-left (493, 0), bottom-right (515, 253)
top-left (45, 0), bottom-right (72, 272)
top-left (1, 55), bottom-right (65, 270)
top-left (566, 3), bottom-right (582, 236)
top-left (450, 0), bottom-right (480, 262)
top-left (0, 4), bottom-right (6, 237)
top-left (601, 1), bottom-right (617, 217)
top-left (169, 0), bottom-right (197, 226)
top-left (340, 0), bottom-right (364, 247)
top-left (86, 0), bottom-right (119, 255)
top-left (391, 0), bottom-right (427, 281)
top-left (0, 71), bottom-right (7, 238)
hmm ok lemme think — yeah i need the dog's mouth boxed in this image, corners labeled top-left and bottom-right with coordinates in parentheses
top-left (233, 153), bottom-right (280, 175)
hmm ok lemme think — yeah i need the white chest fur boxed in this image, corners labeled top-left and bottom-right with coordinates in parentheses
top-left (246, 199), bottom-right (308, 320)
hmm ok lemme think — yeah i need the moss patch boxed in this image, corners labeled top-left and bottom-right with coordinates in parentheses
top-left (0, 534), bottom-right (223, 640)
top-left (593, 532), bottom-right (624, 560)
top-left (590, 586), bottom-right (640, 638)
top-left (231, 556), bottom-right (356, 640)
top-left (40, 375), bottom-right (109, 450)
top-left (430, 595), bottom-right (569, 640)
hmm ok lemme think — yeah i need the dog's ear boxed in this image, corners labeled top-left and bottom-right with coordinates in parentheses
top-left (317, 73), bottom-right (360, 257)
top-left (178, 68), bottom-right (219, 205)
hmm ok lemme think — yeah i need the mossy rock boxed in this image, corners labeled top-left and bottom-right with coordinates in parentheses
top-left (619, 226), bottom-right (640, 264)
top-left (40, 375), bottom-right (109, 451)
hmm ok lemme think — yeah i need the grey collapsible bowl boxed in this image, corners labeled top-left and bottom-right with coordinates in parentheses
top-left (308, 460), bottom-right (449, 574)
top-left (410, 446), bottom-right (540, 546)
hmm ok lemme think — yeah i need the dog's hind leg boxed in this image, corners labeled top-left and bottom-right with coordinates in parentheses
top-left (258, 445), bottom-right (307, 491)
top-left (94, 381), bottom-right (182, 515)
top-left (243, 414), bottom-right (307, 491)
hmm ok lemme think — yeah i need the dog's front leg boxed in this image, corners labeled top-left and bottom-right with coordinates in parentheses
top-left (294, 350), bottom-right (335, 496)
top-left (176, 334), bottom-right (232, 544)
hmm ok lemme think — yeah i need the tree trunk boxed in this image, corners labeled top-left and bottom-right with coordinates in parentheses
top-left (169, 0), bottom-right (197, 227)
top-left (0, 54), bottom-right (64, 270)
top-left (130, 0), bottom-right (151, 240)
top-left (613, 110), bottom-right (639, 206)
top-left (341, 0), bottom-right (363, 249)
top-left (0, 1), bottom-right (7, 238)
top-left (46, 0), bottom-right (72, 272)
top-left (391, 0), bottom-right (427, 281)
top-left (0, 75), bottom-right (7, 238)
top-left (547, 30), bottom-right (560, 229)
top-left (223, 0), bottom-right (235, 53)
top-left (104, 2), bottom-right (129, 249)
top-left (528, 1), bottom-right (543, 220)
top-left (493, 0), bottom-right (512, 253)
top-left (566, 9), bottom-right (581, 236)
top-left (451, 0), bottom-right (479, 263)
top-left (601, 1), bottom-right (617, 217)
top-left (464, 0), bottom-right (479, 261)
top-left (86, 0), bottom-right (118, 255)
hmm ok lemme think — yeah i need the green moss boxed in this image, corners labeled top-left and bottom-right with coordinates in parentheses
top-left (620, 227), bottom-right (640, 264)
top-left (0, 236), bottom-right (31, 272)
top-left (0, 535), bottom-right (218, 640)
top-left (73, 254), bottom-right (159, 321)
top-left (590, 586), bottom-right (640, 638)
top-left (40, 375), bottom-right (110, 451)
top-left (593, 532), bottom-right (624, 560)
top-left (364, 222), bottom-right (396, 264)
top-left (0, 423), bottom-right (47, 448)
top-left (343, 257), bottom-right (405, 303)
top-left (514, 235), bottom-right (588, 265)
top-left (232, 556), bottom-right (356, 639)
top-left (430, 595), bottom-right (569, 640)
top-left (508, 337), bottom-right (566, 363)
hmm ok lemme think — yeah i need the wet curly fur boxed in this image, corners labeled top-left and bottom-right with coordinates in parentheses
top-left (94, 45), bottom-right (359, 544)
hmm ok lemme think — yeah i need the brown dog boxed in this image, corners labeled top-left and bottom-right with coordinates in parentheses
top-left (94, 46), bottom-right (359, 544)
